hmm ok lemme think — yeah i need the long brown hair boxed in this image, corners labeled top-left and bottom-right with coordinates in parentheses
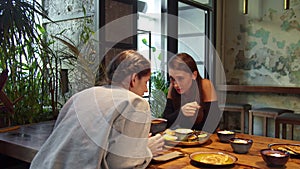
top-left (168, 53), bottom-right (204, 124)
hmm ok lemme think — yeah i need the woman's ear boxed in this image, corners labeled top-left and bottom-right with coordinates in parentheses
top-left (130, 73), bottom-right (137, 87)
top-left (192, 71), bottom-right (198, 80)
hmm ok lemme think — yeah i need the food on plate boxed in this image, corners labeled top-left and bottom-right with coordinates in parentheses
top-left (164, 129), bottom-right (175, 136)
top-left (197, 133), bottom-right (208, 138)
top-left (286, 145), bottom-right (300, 154)
top-left (270, 144), bottom-right (300, 155)
top-left (163, 134), bottom-right (178, 141)
top-left (192, 153), bottom-right (233, 165)
top-left (276, 147), bottom-right (295, 155)
top-left (187, 134), bottom-right (198, 142)
top-left (162, 129), bottom-right (209, 145)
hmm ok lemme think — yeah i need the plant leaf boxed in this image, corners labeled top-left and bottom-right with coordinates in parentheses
top-left (142, 38), bottom-right (148, 45)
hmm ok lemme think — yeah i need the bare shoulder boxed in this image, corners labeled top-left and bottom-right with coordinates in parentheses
top-left (201, 79), bottom-right (213, 87)
top-left (201, 79), bottom-right (217, 102)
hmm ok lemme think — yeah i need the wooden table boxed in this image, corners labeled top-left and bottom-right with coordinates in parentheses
top-left (147, 133), bottom-right (300, 169)
top-left (1, 121), bottom-right (300, 168)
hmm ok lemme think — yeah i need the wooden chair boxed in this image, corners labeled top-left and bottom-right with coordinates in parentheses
top-left (219, 103), bottom-right (251, 133)
top-left (275, 113), bottom-right (300, 140)
top-left (249, 107), bottom-right (294, 136)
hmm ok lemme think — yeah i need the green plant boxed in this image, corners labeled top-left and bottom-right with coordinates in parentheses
top-left (150, 71), bottom-right (168, 118)
top-left (0, 0), bottom-right (70, 125)
top-left (141, 38), bottom-right (168, 117)
top-left (0, 1), bottom-right (98, 126)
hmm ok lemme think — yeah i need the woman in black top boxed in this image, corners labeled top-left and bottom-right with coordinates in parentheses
top-left (162, 53), bottom-right (221, 133)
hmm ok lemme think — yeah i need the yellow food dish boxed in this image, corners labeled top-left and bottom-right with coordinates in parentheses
top-left (192, 153), bottom-right (234, 165)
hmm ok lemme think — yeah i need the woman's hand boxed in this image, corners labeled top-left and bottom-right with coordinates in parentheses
top-left (181, 101), bottom-right (201, 117)
top-left (148, 133), bottom-right (165, 156)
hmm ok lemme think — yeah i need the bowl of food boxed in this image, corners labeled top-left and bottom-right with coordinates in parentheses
top-left (190, 151), bottom-right (237, 167)
top-left (260, 149), bottom-right (290, 166)
top-left (229, 138), bottom-right (253, 154)
top-left (175, 128), bottom-right (193, 141)
top-left (217, 130), bottom-right (235, 143)
top-left (150, 118), bottom-right (167, 135)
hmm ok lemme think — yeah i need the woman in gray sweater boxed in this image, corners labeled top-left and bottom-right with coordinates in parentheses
top-left (30, 50), bottom-right (164, 169)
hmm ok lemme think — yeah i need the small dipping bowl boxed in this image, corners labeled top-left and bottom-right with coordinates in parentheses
top-left (229, 138), bottom-right (253, 154)
top-left (260, 149), bottom-right (290, 167)
top-left (217, 130), bottom-right (235, 143)
top-left (175, 128), bottom-right (193, 141)
top-left (150, 118), bottom-right (167, 135)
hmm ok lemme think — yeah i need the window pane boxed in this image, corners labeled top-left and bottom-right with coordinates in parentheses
top-left (193, 0), bottom-right (212, 7)
top-left (178, 2), bottom-right (206, 77)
